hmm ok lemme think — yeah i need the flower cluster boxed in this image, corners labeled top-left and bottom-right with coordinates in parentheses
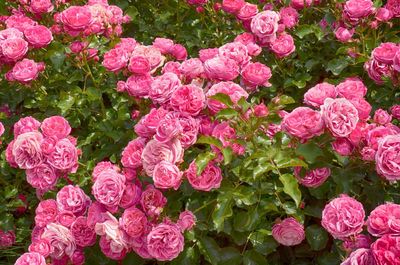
top-left (5, 116), bottom-right (80, 194)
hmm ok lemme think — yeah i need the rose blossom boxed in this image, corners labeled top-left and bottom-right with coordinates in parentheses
top-left (152, 37), bottom-right (174, 54)
top-left (206, 81), bottom-right (248, 113)
top-left (13, 117), bottom-right (40, 136)
top-left (204, 56), bottom-right (239, 81)
top-left (0, 230), bottom-right (15, 248)
top-left (221, 0), bottom-right (245, 14)
top-left (56, 185), bottom-right (90, 216)
top-left (123, 74), bottom-right (153, 98)
top-left (390, 105), bottom-right (400, 119)
top-left (371, 234), bottom-right (400, 265)
top-left (140, 185), bottom-right (167, 217)
top-left (241, 62), bottom-right (272, 87)
top-left (170, 84), bottom-right (205, 116)
top-left (1, 38), bottom-right (28, 61)
top-left (70, 216), bottom-right (96, 247)
top-left (177, 114), bottom-right (199, 148)
top-left (155, 116), bottom-right (182, 143)
top-left (177, 210), bottom-right (196, 232)
top-left (40, 116), bottom-right (71, 139)
top-left (56, 211), bottom-right (76, 228)
top-left (281, 107), bottom-right (324, 140)
top-left (342, 234), bottom-right (372, 251)
top-left (373, 109), bottom-right (392, 125)
top-left (332, 138), bottom-right (354, 156)
top-left (270, 33), bottom-right (295, 58)
top-left (272, 217), bottom-right (305, 246)
top-left (120, 207), bottom-right (147, 238)
top-left (128, 56), bottom-right (151, 75)
top-left (10, 59), bottom-right (42, 83)
top-left (237, 3), bottom-right (258, 21)
top-left (12, 131), bottom-right (43, 169)
top-left (60, 6), bottom-right (93, 30)
top-left (349, 98), bottom-right (372, 120)
top-left (341, 248), bottom-right (374, 265)
top-left (294, 167), bottom-right (331, 188)
top-left (147, 223), bottom-right (184, 261)
top-left (303, 82), bottom-right (337, 108)
top-left (30, 0), bottom-right (54, 14)
top-left (386, 0), bottom-right (400, 18)
top-left (92, 161), bottom-right (120, 181)
top-left (29, 239), bottom-right (51, 257)
top-left (279, 7), bottom-right (299, 29)
top-left (376, 7), bottom-right (393, 22)
top-left (87, 202), bottom-right (107, 229)
top-left (35, 199), bottom-right (58, 228)
top-left (335, 27), bottom-right (354, 43)
top-left (92, 169), bottom-right (126, 211)
top-left (372, 42), bottom-right (399, 65)
top-left (121, 138), bottom-right (146, 169)
top-left (47, 138), bottom-right (78, 171)
top-left (120, 183), bottom-right (142, 209)
top-left (321, 195), bottom-right (365, 239)
top-left (336, 78), bottom-right (367, 99)
top-left (153, 161), bottom-right (183, 190)
top-left (186, 161), bottom-right (222, 191)
top-left (134, 107), bottom-right (169, 138)
top-left (15, 252), bottom-right (46, 265)
top-left (24, 25), bottom-right (53, 48)
top-left (132, 45), bottom-right (165, 70)
top-left (199, 48), bottom-right (219, 62)
top-left (41, 222), bottom-right (76, 259)
top-left (367, 203), bottom-right (400, 237)
top-left (102, 48), bottom-right (129, 72)
top-left (375, 135), bottom-right (400, 181)
top-left (364, 59), bottom-right (391, 84)
top-left (250, 11), bottom-right (280, 39)
top-left (343, 0), bottom-right (374, 24)
top-left (26, 162), bottom-right (58, 190)
top-left (5, 15), bottom-right (37, 32)
top-left (171, 44), bottom-right (187, 61)
top-left (219, 42), bottom-right (250, 67)
top-left (149, 72), bottom-right (181, 104)
top-left (99, 236), bottom-right (127, 260)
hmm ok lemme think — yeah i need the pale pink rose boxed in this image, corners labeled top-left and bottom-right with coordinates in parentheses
top-left (321, 195), bottom-right (365, 239)
top-left (149, 72), bottom-right (181, 104)
top-left (152, 38), bottom-right (174, 54)
top-left (341, 248), bottom-right (374, 265)
top-left (204, 56), bottom-right (240, 81)
top-left (186, 161), bottom-right (222, 191)
top-left (92, 161), bottom-right (120, 181)
top-left (123, 74), bottom-right (153, 98)
top-left (132, 45), bottom-right (165, 70)
top-left (270, 33), bottom-right (295, 58)
top-left (155, 116), bottom-right (182, 143)
top-left (141, 138), bottom-right (183, 176)
top-left (147, 223), bottom-right (184, 261)
top-left (279, 7), bottom-right (299, 29)
top-left (15, 252), bottom-right (46, 265)
top-left (87, 202), bottom-right (107, 228)
top-left (342, 234), bottom-right (372, 252)
top-left (95, 213), bottom-right (128, 257)
top-left (47, 138), bottom-right (78, 171)
top-left (371, 234), bottom-right (400, 265)
top-left (41, 222), bottom-right (76, 259)
top-left (0, 230), bottom-right (15, 248)
top-left (343, 0), bottom-right (374, 24)
top-left (128, 56), bottom-right (151, 75)
top-left (30, 0), bottom-right (54, 14)
top-left (321, 98), bottom-right (359, 137)
top-left (171, 44), bottom-right (187, 61)
top-left (222, 0), bottom-right (245, 14)
top-left (5, 15), bottom-right (37, 32)
top-left (219, 42), bottom-right (250, 67)
top-left (372, 42), bottom-right (399, 65)
top-left (10, 59), bottom-right (42, 83)
top-left (373, 109), bottom-right (392, 125)
top-left (332, 137), bottom-right (354, 156)
top-left (241, 62), bottom-right (272, 87)
top-left (179, 58), bottom-right (204, 80)
top-left (335, 27), bottom-right (354, 42)
top-left (29, 239), bottom-right (51, 257)
top-left (71, 216), bottom-right (96, 247)
top-left (120, 207), bottom-right (147, 238)
top-left (35, 199), bottom-right (58, 228)
top-left (121, 138), bottom-right (146, 169)
top-left (102, 48), bottom-right (129, 72)
top-left (170, 85), bottom-right (205, 116)
top-left (199, 48), bottom-right (219, 62)
top-left (40, 116), bottom-right (71, 139)
top-left (1, 38), bottom-right (28, 61)
top-left (56, 185), bottom-right (90, 216)
top-left (367, 203), bottom-right (400, 236)
top-left (26, 162), bottom-right (58, 190)
top-left (61, 6), bottom-right (93, 30)
top-left (134, 107), bottom-right (169, 138)
top-left (120, 183), bottom-right (142, 209)
top-left (294, 167), bottom-right (331, 188)
top-left (375, 135), bottom-right (400, 181)
top-left (177, 211), bottom-right (196, 231)
top-left (140, 185), bottom-right (167, 217)
top-left (99, 236), bottom-right (127, 260)
top-left (206, 81), bottom-right (248, 113)
top-left (303, 82), bottom-right (337, 108)
top-left (177, 114), bottom-right (199, 148)
top-left (162, 61), bottom-right (181, 76)
top-left (376, 7), bottom-right (393, 22)
top-left (153, 161), bottom-right (183, 190)
top-left (251, 11), bottom-right (280, 38)
top-left (281, 107), bottom-right (324, 140)
top-left (92, 169), bottom-right (126, 211)
top-left (12, 132), bottom-right (43, 169)
top-left (56, 211), bottom-right (76, 228)
top-left (13, 117), bottom-right (40, 136)
top-left (237, 3), bottom-right (258, 21)
top-left (272, 217), bottom-right (305, 246)
top-left (24, 25), bottom-right (53, 48)
top-left (349, 98), bottom-right (372, 120)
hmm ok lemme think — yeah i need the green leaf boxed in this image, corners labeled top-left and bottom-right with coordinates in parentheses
top-left (222, 147), bottom-right (233, 165)
top-left (243, 250), bottom-right (268, 265)
top-left (212, 194), bottom-right (234, 232)
top-left (219, 247), bottom-right (242, 265)
top-left (274, 156), bottom-right (308, 169)
top-left (216, 108), bottom-right (239, 119)
top-left (295, 25), bottom-right (323, 40)
top-left (4, 186), bottom-right (18, 199)
top-left (249, 233), bottom-right (278, 255)
top-left (197, 237), bottom-right (221, 265)
top-left (296, 142), bottom-right (324, 164)
top-left (237, 97), bottom-right (251, 112)
top-left (210, 93), bottom-right (234, 108)
top-left (171, 247), bottom-right (199, 265)
top-left (326, 58), bottom-right (350, 76)
top-left (0, 213), bottom-right (14, 231)
top-left (195, 151), bottom-right (216, 175)
top-left (58, 91), bottom-right (76, 115)
top-left (306, 225), bottom-right (329, 251)
top-left (196, 135), bottom-right (223, 149)
top-left (279, 173), bottom-right (302, 207)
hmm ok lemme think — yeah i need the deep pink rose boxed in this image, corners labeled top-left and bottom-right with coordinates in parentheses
top-left (87, 202), bottom-right (107, 229)
top-left (71, 216), bottom-right (96, 247)
top-left (120, 183), bottom-right (142, 209)
top-left (35, 199), bottom-right (58, 228)
top-left (342, 234), bottom-right (372, 252)
top-left (361, 147), bottom-right (376, 161)
top-left (141, 138), bottom-right (183, 176)
top-left (152, 37), bottom-right (174, 54)
top-left (10, 59), bottom-right (42, 83)
top-left (251, 10), bottom-right (280, 39)
top-left (336, 78), bottom-right (367, 99)
top-left (341, 248), bottom-right (374, 265)
top-left (294, 167), bottom-right (331, 188)
top-left (212, 121), bottom-right (236, 147)
top-left (349, 98), bottom-right (372, 120)
top-left (373, 109), bottom-right (392, 125)
top-left (121, 138), bottom-right (146, 169)
top-left (204, 56), bottom-right (240, 81)
top-left (367, 126), bottom-right (395, 150)
top-left (1, 38), bottom-right (28, 61)
top-left (332, 137), bottom-right (354, 156)
top-left (237, 3), bottom-right (258, 21)
top-left (376, 7), bottom-right (393, 22)
top-left (128, 56), bottom-right (151, 75)
top-left (206, 81), bottom-right (248, 113)
top-left (344, 0), bottom-right (374, 23)
top-left (241, 62), bottom-right (272, 87)
top-left (291, 0), bottom-right (313, 9)
top-left (375, 135), bottom-right (400, 181)
top-left (321, 98), bottom-right (359, 137)
top-left (186, 161), bottom-right (222, 191)
top-left (364, 59), bottom-right (391, 84)
top-left (162, 61), bottom-right (181, 75)
top-left (92, 161), bottom-right (120, 181)
top-left (15, 252), bottom-right (46, 265)
top-left (134, 107), bottom-right (169, 138)
top-left (372, 42), bottom-right (399, 65)
top-left (221, 0), bottom-right (245, 14)
top-left (102, 48), bottom-right (129, 72)
top-left (303, 82), bottom-right (337, 108)
top-left (47, 138), bottom-right (78, 171)
top-left (219, 42), bottom-right (250, 67)
top-left (5, 15), bottom-right (37, 32)
top-left (199, 48), bottom-right (219, 62)
top-left (171, 44), bottom-right (187, 61)
top-left (0, 230), bottom-right (15, 248)
top-left (41, 222), bottom-right (76, 259)
top-left (149, 72), bottom-right (181, 104)
top-left (29, 239), bottom-right (51, 257)
top-left (153, 161), bottom-right (183, 190)
top-left (26, 162), bottom-right (58, 190)
top-left (335, 27), bottom-right (354, 43)
top-left (170, 85), bottom-right (205, 116)
top-left (13, 117), bottom-right (40, 136)
top-left (56, 211), bottom-right (76, 228)
top-left (371, 235), bottom-right (400, 265)
top-left (177, 211), bottom-right (196, 232)
top-left (272, 217), bottom-right (305, 246)
top-left (367, 203), bottom-right (400, 237)
top-left (124, 74), bottom-right (153, 98)
top-left (386, 0), bottom-right (400, 17)
top-left (270, 33), bottom-right (295, 58)
top-left (147, 223), bottom-right (184, 261)
top-left (176, 114), bottom-right (199, 148)
top-left (12, 131), bottom-right (43, 169)
top-left (56, 185), bottom-right (90, 216)
top-left (253, 103), bottom-right (269, 117)
top-left (140, 185), bottom-right (167, 217)
top-left (61, 6), bottom-right (93, 30)
top-left (279, 7), bottom-right (299, 29)
top-left (92, 169), bottom-right (126, 211)
top-left (132, 45), bottom-right (165, 70)
top-left (24, 25), bottom-right (53, 48)
top-left (99, 236), bottom-right (127, 260)
top-left (155, 116), bottom-right (182, 143)
top-left (390, 105), bottom-right (400, 119)
top-left (321, 195), bottom-right (365, 239)
top-left (179, 58), bottom-right (204, 80)
top-left (71, 249), bottom-right (85, 265)
top-left (120, 207), bottom-right (148, 238)
top-left (281, 107), bottom-right (324, 140)
top-left (30, 0), bottom-right (54, 14)
top-left (41, 116), bottom-right (71, 139)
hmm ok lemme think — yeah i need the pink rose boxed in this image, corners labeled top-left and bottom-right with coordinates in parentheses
top-left (367, 203), bottom-right (400, 237)
top-left (141, 138), bottom-right (183, 176)
top-left (171, 44), bottom-right (187, 61)
top-left (303, 82), bottom-right (337, 108)
top-left (128, 55), bottom-right (151, 75)
top-left (26, 162), bottom-right (58, 191)
top-left (149, 72), bottom-right (181, 104)
top-left (371, 235), bottom-right (400, 265)
top-left (349, 98), bottom-right (372, 120)
top-left (241, 62), bottom-right (272, 87)
top-left (0, 230), bottom-right (15, 248)
top-left (99, 236), bottom-right (127, 260)
top-left (147, 223), bottom-right (184, 261)
top-left (153, 161), bottom-right (183, 190)
top-left (56, 185), bottom-right (90, 216)
top-left (30, 0), bottom-right (54, 14)
top-left (206, 81), bottom-right (248, 113)
top-left (102, 48), bottom-right (129, 72)
top-left (170, 84), bottom-right (205, 116)
top-left (152, 37), bottom-right (174, 54)
top-left (253, 103), bottom-right (269, 117)
top-left (13, 117), bottom-right (40, 136)
top-left (29, 239), bottom-right (51, 257)
top-left (361, 147), bottom-right (376, 161)
top-left (41, 222), bottom-right (76, 259)
top-left (272, 217), bottom-right (305, 246)
top-left (364, 59), bottom-right (391, 84)
top-left (186, 161), bottom-right (222, 191)
top-left (61, 6), bottom-right (93, 30)
top-left (281, 107), bottom-right (324, 140)
top-left (177, 211), bottom-right (196, 232)
top-left (71, 216), bottom-right (96, 247)
top-left (321, 98), bottom-right (359, 137)
top-left (1, 38), bottom-right (28, 61)
top-left (40, 116), bottom-right (71, 139)
top-left (10, 59), bottom-right (42, 83)
top-left (120, 182), bottom-right (142, 209)
top-left (294, 167), bottom-right (331, 188)
top-left (336, 77), bottom-right (367, 99)
top-left (199, 48), bottom-right (219, 62)
top-left (386, 0), bottom-right (400, 18)
top-left (343, 0), bottom-right (374, 24)
top-left (124, 74), bottom-right (153, 98)
top-left (162, 61), bottom-right (181, 75)
top-left (376, 8), bottom-right (393, 22)
top-left (332, 137), bottom-right (354, 156)
top-left (250, 11), bottom-right (280, 39)
top-left (120, 207), bottom-right (148, 238)
top-left (270, 33), bottom-right (295, 58)
top-left (15, 252), bottom-right (46, 265)
top-left (140, 185), bottom-right (167, 217)
top-left (155, 116), bottom-right (182, 143)
top-left (372, 42), bottom-right (399, 65)
top-left (132, 45), bottom-right (165, 71)
top-left (177, 114), bottom-right (199, 148)
top-left (179, 58), bottom-right (204, 80)
top-left (291, 0), bottom-right (313, 9)
top-left (92, 169), bottom-right (126, 211)
top-left (341, 248), bottom-right (374, 265)
top-left (279, 7), bottom-right (299, 29)
top-left (47, 138), bottom-right (78, 171)
top-left (24, 25), bottom-right (53, 48)
top-left (335, 27), bottom-right (354, 42)
top-left (204, 56), bottom-right (240, 81)
top-left (373, 109), bottom-right (392, 125)
top-left (121, 138), bottom-right (146, 169)
top-left (390, 105), bottom-right (400, 119)
top-left (237, 3), bottom-right (258, 21)
top-left (12, 132), bottom-right (43, 169)
top-left (92, 161), bottom-right (120, 181)
top-left (56, 211), bottom-right (76, 228)
top-left (367, 126), bottom-right (395, 150)
top-left (87, 202), bottom-right (107, 228)
top-left (71, 249), bottom-right (85, 265)
top-left (375, 135), bottom-right (400, 181)
top-left (321, 195), bottom-right (365, 239)
top-left (35, 199), bottom-right (58, 228)
top-left (212, 121), bottom-right (236, 147)
top-left (5, 15), bottom-right (37, 32)
top-left (0, 28), bottom-right (23, 41)
top-left (222, 0), bottom-right (245, 14)
top-left (342, 234), bottom-right (372, 251)
top-left (134, 107), bottom-right (169, 138)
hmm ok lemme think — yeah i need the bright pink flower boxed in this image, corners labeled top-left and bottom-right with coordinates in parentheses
top-left (128, 56), bottom-right (151, 75)
top-left (290, 0), bottom-right (313, 9)
top-left (61, 6), bottom-right (93, 30)
top-left (367, 203), bottom-right (400, 237)
top-left (270, 33), bottom-right (295, 58)
top-left (386, 0), bottom-right (400, 17)
top-left (279, 7), bottom-right (299, 29)
top-left (47, 138), bottom-right (78, 171)
top-left (132, 45), bottom-right (165, 71)
top-left (87, 202), bottom-right (107, 228)
top-left (41, 116), bottom-right (71, 139)
top-left (343, 0), bottom-right (374, 24)
top-left (92, 161), bottom-right (120, 181)
top-left (10, 59), bottom-right (42, 83)
top-left (204, 56), bottom-right (240, 81)
top-left (376, 7), bottom-right (393, 22)
top-left (390, 105), bottom-right (400, 119)
top-left (237, 3), bottom-right (258, 21)
top-left (121, 138), bottom-right (146, 169)
top-left (12, 132), bottom-right (43, 169)
top-left (303, 82), bottom-right (337, 108)
top-left (35, 199), bottom-right (58, 228)
top-left (134, 107), bottom-right (169, 138)
top-left (349, 98), bottom-right (372, 120)
top-left (177, 211), bottom-right (196, 232)
top-left (374, 109), bottom-right (392, 125)
top-left (13, 117), bottom-right (40, 136)
top-left (29, 239), bottom-right (51, 257)
top-left (177, 114), bottom-right (199, 148)
top-left (206, 81), bottom-right (248, 113)
top-left (140, 185), bottom-right (167, 217)
top-left (152, 37), bottom-right (174, 54)
top-left (147, 223), bottom-right (184, 261)
top-left (155, 116), bottom-right (182, 143)
top-left (372, 42), bottom-right (399, 65)
top-left (335, 27), bottom-right (354, 42)
top-left (56, 185), bottom-right (90, 216)
top-left (92, 169), bottom-right (126, 211)
top-left (342, 234), bottom-right (372, 252)
top-left (24, 25), bottom-right (53, 48)
top-left (281, 107), bottom-right (324, 140)
top-left (170, 85), bottom-right (205, 116)
top-left (0, 230), bottom-right (15, 248)
top-left (153, 161), bottom-right (183, 190)
top-left (171, 44), bottom-right (187, 61)
top-left (364, 59), bottom-right (391, 84)
top-left (332, 137), bottom-right (354, 156)
top-left (26, 163), bottom-right (57, 190)
top-left (15, 252), bottom-right (46, 265)
top-left (186, 161), bottom-right (222, 191)
top-left (199, 48), bottom-right (219, 62)
top-left (30, 0), bottom-right (54, 14)
top-left (5, 15), bottom-right (37, 32)
top-left (120, 207), bottom-right (147, 238)
top-left (41, 222), bottom-right (76, 259)
top-left (336, 77), bottom-right (367, 99)
top-left (250, 11), bottom-right (280, 39)
top-left (241, 62), bottom-right (272, 87)
top-left (222, 0), bottom-right (245, 14)
top-left (375, 134), bottom-right (400, 181)
top-left (1, 38), bottom-right (28, 61)
top-left (102, 48), bottom-right (129, 72)
top-left (56, 211), bottom-right (76, 228)
top-left (71, 216), bottom-right (96, 247)
top-left (371, 235), bottom-right (400, 265)
top-left (123, 74), bottom-right (153, 98)
top-left (99, 236), bottom-right (127, 260)
top-left (149, 72), bottom-right (181, 104)
top-left (272, 217), bottom-right (305, 246)
top-left (120, 182), bottom-right (141, 209)
top-left (179, 58), bottom-right (204, 80)
top-left (294, 167), bottom-right (331, 188)
top-left (341, 248), bottom-right (374, 265)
